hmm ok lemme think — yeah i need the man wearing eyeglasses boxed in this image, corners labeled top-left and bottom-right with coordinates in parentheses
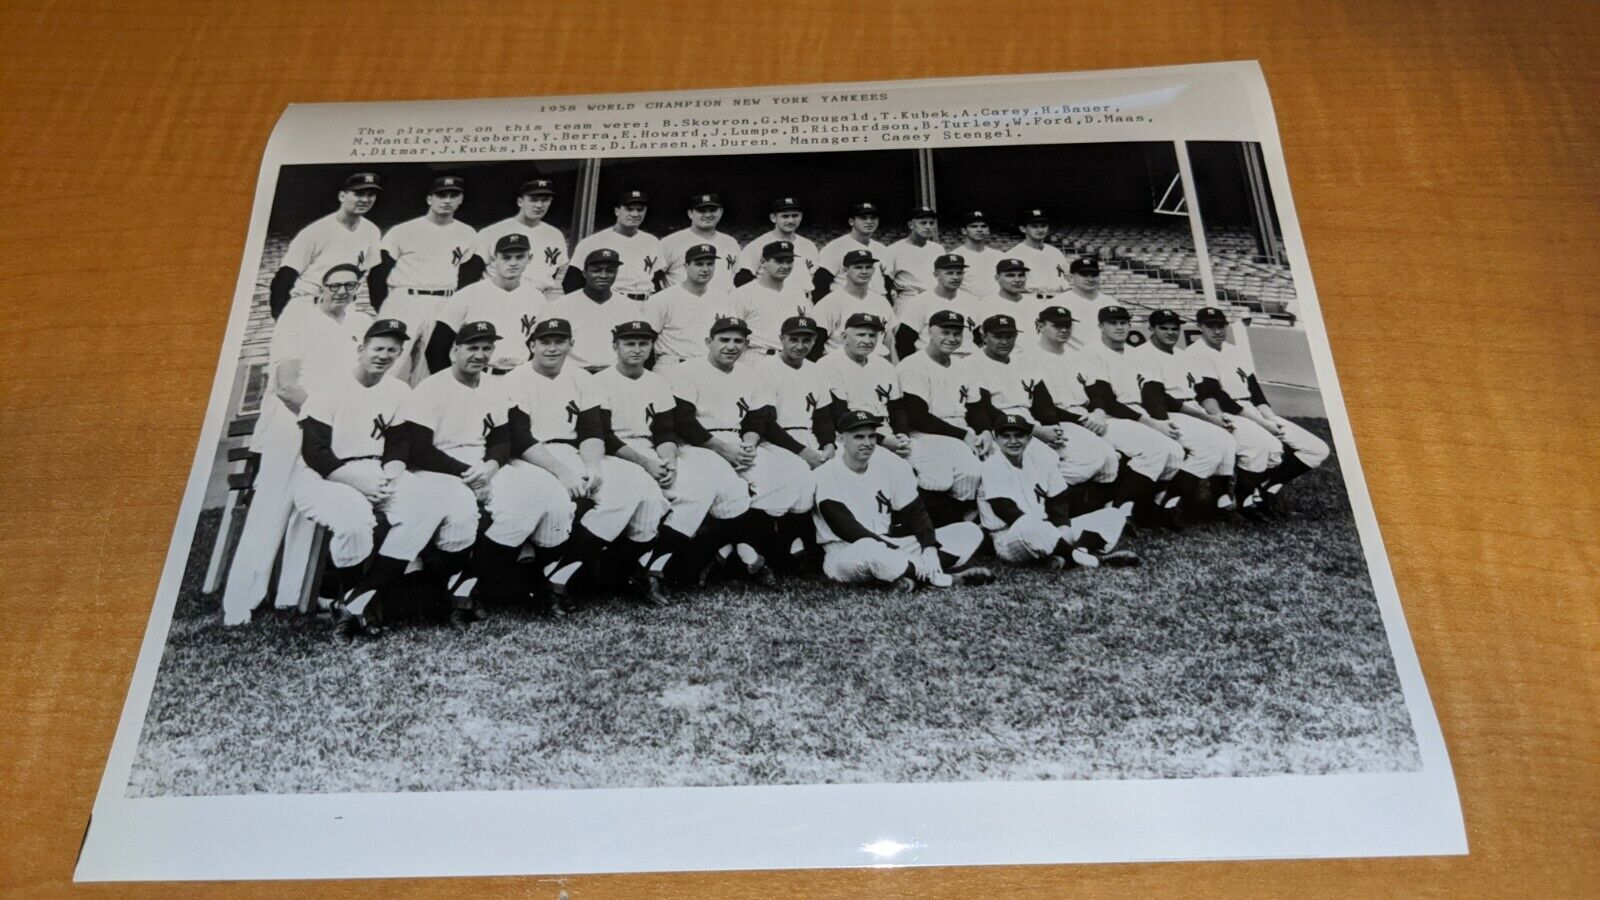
top-left (268, 171), bottom-right (384, 320)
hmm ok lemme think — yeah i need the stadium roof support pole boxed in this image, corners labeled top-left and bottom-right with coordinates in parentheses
top-left (916, 148), bottom-right (936, 210)
top-left (575, 158), bottom-right (601, 239)
top-left (1175, 140), bottom-right (1250, 349)
top-left (1240, 142), bottom-right (1282, 265)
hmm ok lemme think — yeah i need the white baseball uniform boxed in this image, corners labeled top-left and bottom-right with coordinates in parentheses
top-left (881, 237), bottom-right (946, 314)
top-left (811, 289), bottom-right (897, 361)
top-left (665, 357), bottom-right (812, 515)
top-left (1078, 340), bottom-right (1185, 482)
top-left (659, 228), bottom-right (742, 292)
top-left (641, 283), bottom-right (733, 363)
top-left (951, 244), bottom-right (1004, 299)
top-left (814, 349), bottom-right (901, 420)
top-left (435, 277), bottom-right (550, 371)
top-left (811, 451), bottom-right (982, 583)
top-left (475, 216), bottom-right (568, 294)
top-left (965, 349), bottom-right (1120, 487)
top-left (977, 450), bottom-right (1126, 563)
top-left (725, 278), bottom-right (813, 354)
top-left (1181, 337), bottom-right (1327, 469)
top-left (734, 230), bottom-right (820, 282)
top-left (1059, 290), bottom-right (1117, 349)
top-left (817, 233), bottom-right (891, 300)
top-left (1130, 341), bottom-right (1240, 478)
top-left (571, 227), bottom-right (664, 297)
top-left (279, 212), bottom-right (382, 306)
top-left (543, 290), bottom-right (652, 371)
top-left (900, 291), bottom-right (984, 357)
top-left (379, 216), bottom-right (478, 384)
top-left (753, 354), bottom-right (825, 452)
top-left (1004, 240), bottom-right (1072, 296)
top-left (973, 293), bottom-right (1048, 337)
top-left (895, 351), bottom-right (983, 500)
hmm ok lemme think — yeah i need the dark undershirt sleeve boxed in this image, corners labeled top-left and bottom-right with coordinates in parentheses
top-left (894, 323), bottom-right (920, 361)
top-left (1044, 489), bottom-right (1073, 526)
top-left (1140, 380), bottom-right (1171, 420)
top-left (812, 394), bottom-right (846, 447)
top-left (988, 497), bottom-right (1024, 527)
top-left (739, 402), bottom-right (771, 438)
top-left (732, 268), bottom-right (756, 287)
top-left (381, 419), bottom-right (409, 466)
top-left (394, 422), bottom-right (470, 476)
top-left (648, 408), bottom-right (677, 447)
top-left (299, 417), bottom-right (345, 478)
top-left (1246, 373), bottom-right (1270, 407)
top-left (595, 409), bottom-right (625, 455)
top-left (366, 251), bottom-right (394, 312)
top-left (456, 256), bottom-right (486, 289)
top-left (887, 398), bottom-right (910, 435)
top-left (672, 398), bottom-right (711, 446)
top-left (811, 269), bottom-right (834, 301)
top-left (268, 267), bottom-right (298, 320)
top-left (758, 408), bottom-right (806, 454)
top-left (484, 421), bottom-right (513, 466)
top-left (1028, 382), bottom-right (1062, 426)
top-left (561, 266), bottom-right (586, 293)
top-left (894, 496), bottom-right (939, 548)
top-left (1194, 376), bottom-right (1243, 414)
top-left (896, 393), bottom-right (967, 438)
top-left (964, 389), bottom-right (1002, 434)
top-left (818, 499), bottom-right (880, 544)
top-left (1085, 381), bottom-right (1141, 420)
top-left (425, 326), bottom-right (456, 376)
top-left (575, 407), bottom-right (606, 444)
top-left (508, 407), bottom-right (537, 457)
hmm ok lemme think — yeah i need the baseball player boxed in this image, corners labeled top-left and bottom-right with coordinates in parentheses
top-left (725, 239), bottom-right (812, 355)
top-left (892, 309), bottom-right (986, 525)
top-left (641, 241), bottom-right (730, 367)
top-left (950, 210), bottom-right (1003, 299)
top-left (659, 192), bottom-right (742, 293)
top-left (810, 248), bottom-right (897, 361)
top-left (369, 175), bottom-right (479, 386)
top-left (1182, 306), bottom-right (1329, 511)
top-left (429, 233), bottom-right (554, 375)
top-left (814, 201), bottom-right (890, 302)
top-left (1133, 309), bottom-right (1249, 520)
top-left (811, 312), bottom-right (913, 461)
top-left (977, 413), bottom-right (1137, 570)
top-left (812, 409), bottom-right (991, 590)
top-left (895, 254), bottom-right (984, 360)
top-left (588, 320), bottom-right (753, 590)
top-left (501, 317), bottom-right (670, 609)
top-left (881, 205), bottom-right (943, 316)
top-left (733, 197), bottom-right (819, 287)
top-left (974, 257), bottom-right (1047, 333)
top-left (287, 317), bottom-right (411, 632)
top-left (751, 315), bottom-right (832, 567)
top-left (222, 263), bottom-right (376, 626)
top-left (545, 248), bottom-right (650, 372)
top-left (665, 315), bottom-right (816, 576)
top-left (1005, 208), bottom-right (1072, 298)
top-left (473, 177), bottom-right (569, 298)
top-left (1059, 256), bottom-right (1116, 347)
top-left (565, 189), bottom-right (663, 298)
top-left (269, 171), bottom-right (383, 319)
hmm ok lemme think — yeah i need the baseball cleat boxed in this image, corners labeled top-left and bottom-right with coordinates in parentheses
top-left (630, 571), bottom-right (671, 608)
top-left (924, 571), bottom-right (955, 588)
top-left (891, 575), bottom-right (917, 593)
top-left (951, 567), bottom-right (993, 586)
top-left (1045, 554), bottom-right (1069, 570)
top-left (1099, 550), bottom-right (1141, 567)
top-left (1070, 547), bottom-right (1102, 568)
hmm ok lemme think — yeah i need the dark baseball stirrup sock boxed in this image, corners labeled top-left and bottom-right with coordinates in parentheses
top-left (719, 510), bottom-right (774, 567)
top-left (1235, 469), bottom-right (1265, 505)
top-left (1074, 531), bottom-right (1108, 554)
top-left (438, 547), bottom-right (473, 608)
top-left (1209, 474), bottom-right (1236, 508)
top-left (1265, 454), bottom-right (1313, 490)
top-left (616, 537), bottom-right (655, 575)
top-left (1165, 471), bottom-right (1200, 510)
top-left (467, 536), bottom-right (522, 604)
top-left (917, 489), bottom-right (956, 527)
top-left (545, 527), bottom-right (607, 589)
top-left (647, 526), bottom-right (693, 578)
top-left (344, 554), bottom-right (408, 616)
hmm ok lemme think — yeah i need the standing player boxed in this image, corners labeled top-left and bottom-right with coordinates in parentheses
top-left (659, 192), bottom-right (741, 293)
top-left (974, 257), bottom-right (1047, 331)
top-left (269, 171), bottom-right (383, 319)
top-left (473, 177), bottom-right (568, 298)
top-left (1059, 256), bottom-right (1117, 345)
top-left (429, 234), bottom-right (553, 374)
top-left (950, 210), bottom-right (1003, 299)
top-left (546, 248), bottom-right (648, 372)
top-left (565, 189), bottom-right (663, 298)
top-left (1005, 208), bottom-right (1072, 299)
top-left (642, 242), bottom-right (729, 367)
top-left (223, 264), bottom-right (376, 626)
top-left (1182, 306), bottom-right (1328, 510)
top-left (812, 312), bottom-right (912, 460)
top-left (881, 206), bottom-right (943, 317)
top-left (369, 175), bottom-right (479, 385)
top-left (812, 409), bottom-right (991, 590)
top-left (810, 248), bottom-right (897, 361)
top-left (895, 254), bottom-right (984, 360)
top-left (733, 197), bottom-right (819, 287)
top-left (893, 309), bottom-right (986, 525)
top-left (814, 201), bottom-right (890, 302)
top-left (725, 240), bottom-right (812, 354)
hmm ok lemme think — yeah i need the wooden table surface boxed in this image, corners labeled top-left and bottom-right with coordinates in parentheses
top-left (3, 1), bottom-right (1595, 895)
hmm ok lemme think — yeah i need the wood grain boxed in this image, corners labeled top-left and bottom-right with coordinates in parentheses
top-left (2, 1), bottom-right (1595, 895)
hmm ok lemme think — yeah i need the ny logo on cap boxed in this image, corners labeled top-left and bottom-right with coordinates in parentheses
top-left (698, 194), bottom-right (713, 204)
top-left (361, 174), bottom-right (377, 185)
top-left (626, 190), bottom-right (644, 200)
top-left (782, 197), bottom-right (795, 205)
top-left (369, 413), bottom-right (392, 440)
top-left (726, 316), bottom-right (746, 327)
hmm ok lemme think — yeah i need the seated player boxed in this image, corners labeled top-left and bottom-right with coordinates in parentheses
top-left (892, 309), bottom-right (986, 525)
top-left (812, 409), bottom-right (992, 591)
top-left (977, 413), bottom-right (1139, 570)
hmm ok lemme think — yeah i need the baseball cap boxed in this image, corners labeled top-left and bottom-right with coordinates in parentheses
top-left (344, 172), bottom-right (382, 192)
top-left (771, 196), bottom-right (803, 213)
top-left (1018, 207), bottom-right (1049, 224)
top-left (364, 318), bottom-right (408, 341)
top-left (430, 175), bottom-right (465, 194)
top-left (709, 315), bottom-right (752, 337)
top-left (617, 189), bottom-right (649, 206)
top-left (908, 205), bottom-right (937, 219)
top-left (689, 192), bottom-right (722, 209)
top-left (842, 248), bottom-right (877, 267)
top-left (994, 413), bottom-right (1034, 435)
top-left (995, 257), bottom-right (1029, 274)
top-left (927, 309), bottom-right (967, 329)
top-left (933, 253), bottom-right (969, 270)
top-left (1037, 306), bottom-right (1073, 325)
top-left (762, 240), bottom-right (796, 260)
top-left (1195, 306), bottom-right (1230, 325)
top-left (584, 248), bottom-right (622, 267)
top-left (520, 178), bottom-right (555, 197)
top-left (835, 409), bottom-right (884, 432)
top-left (684, 242), bottom-right (719, 262)
top-left (849, 201), bottom-right (880, 217)
top-left (843, 311), bottom-right (886, 331)
top-left (612, 320), bottom-right (657, 340)
top-left (1148, 309), bottom-right (1182, 327)
top-left (455, 321), bottom-right (500, 344)
top-left (962, 210), bottom-right (989, 226)
top-left (1098, 305), bottom-right (1131, 323)
top-left (781, 315), bottom-right (821, 336)
top-left (494, 233), bottom-right (531, 255)
top-left (981, 313), bottom-right (1019, 335)
top-left (531, 318), bottom-right (572, 339)
top-left (1069, 256), bottom-right (1101, 275)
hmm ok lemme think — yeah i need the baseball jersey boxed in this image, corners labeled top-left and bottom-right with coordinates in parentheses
top-left (1059, 290), bottom-right (1117, 346)
top-left (1131, 343), bottom-right (1197, 404)
top-left (1081, 341), bottom-right (1145, 408)
top-left (951, 245), bottom-right (1004, 299)
top-left (664, 357), bottom-right (772, 433)
top-left (901, 291), bottom-right (985, 357)
top-left (973, 293), bottom-right (1047, 337)
top-left (571, 227), bottom-right (664, 296)
top-left (1181, 338), bottom-right (1259, 405)
top-left (659, 228), bottom-right (742, 292)
top-left (810, 289), bottom-right (897, 360)
top-left (641, 283), bottom-right (733, 361)
top-left (896, 351), bottom-right (975, 430)
top-left (1012, 344), bottom-right (1094, 416)
top-left (1004, 241), bottom-right (1072, 296)
top-left (436, 277), bottom-right (550, 370)
top-left (503, 363), bottom-right (592, 442)
top-left (588, 366), bottom-right (678, 443)
top-left (299, 370), bottom-right (411, 460)
top-left (814, 350), bottom-right (901, 418)
top-left (380, 216), bottom-right (478, 290)
top-left (280, 212), bottom-right (382, 299)
top-left (817, 234), bottom-right (891, 299)
top-left (399, 370), bottom-right (512, 467)
top-left (726, 279), bottom-right (813, 353)
top-left (881, 237), bottom-right (945, 300)
top-left (734, 229), bottom-right (820, 280)
top-left (474, 217), bottom-right (569, 290)
top-left (543, 290), bottom-right (651, 371)
top-left (961, 351), bottom-right (1035, 421)
top-left (267, 303), bottom-right (376, 398)
top-left (811, 452), bottom-right (917, 544)
top-left (976, 449), bottom-right (1067, 532)
top-left (755, 355), bottom-right (824, 431)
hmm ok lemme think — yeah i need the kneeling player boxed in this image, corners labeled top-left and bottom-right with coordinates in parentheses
top-left (977, 414), bottom-right (1138, 569)
top-left (812, 409), bottom-right (992, 590)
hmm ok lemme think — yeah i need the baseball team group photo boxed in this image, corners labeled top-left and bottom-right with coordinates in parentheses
top-left (126, 139), bottom-right (1422, 797)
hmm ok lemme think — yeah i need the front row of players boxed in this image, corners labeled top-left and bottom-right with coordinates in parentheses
top-left (278, 298), bottom-right (1329, 637)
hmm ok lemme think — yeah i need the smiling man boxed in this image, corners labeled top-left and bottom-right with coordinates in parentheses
top-left (473, 177), bottom-right (569, 298)
top-left (733, 196), bottom-right (820, 287)
top-left (546, 248), bottom-right (651, 372)
top-left (269, 171), bottom-right (383, 319)
top-left (566, 189), bottom-right (663, 298)
top-left (659, 192), bottom-right (742, 293)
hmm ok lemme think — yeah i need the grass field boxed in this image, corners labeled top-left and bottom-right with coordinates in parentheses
top-left (127, 420), bottom-right (1420, 797)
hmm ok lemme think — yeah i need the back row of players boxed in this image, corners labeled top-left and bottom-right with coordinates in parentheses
top-left (223, 171), bottom-right (1329, 632)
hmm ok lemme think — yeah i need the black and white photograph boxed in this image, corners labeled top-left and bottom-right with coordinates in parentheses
top-left (78, 65), bottom-right (1463, 881)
